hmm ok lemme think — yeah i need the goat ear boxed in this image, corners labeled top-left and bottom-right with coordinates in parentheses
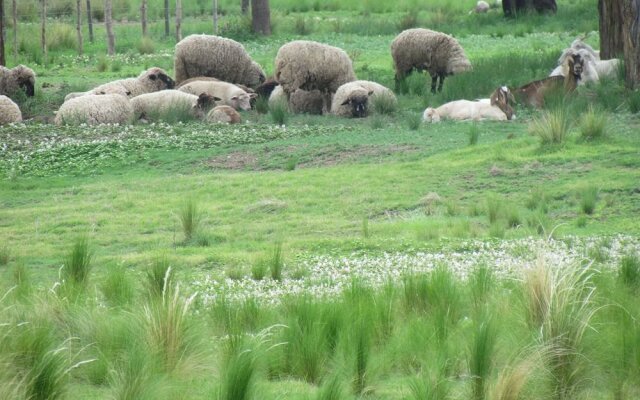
top-left (341, 99), bottom-right (351, 106)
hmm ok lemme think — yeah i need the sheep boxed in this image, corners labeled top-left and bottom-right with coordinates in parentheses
top-left (0, 95), bottom-right (22, 124)
top-left (0, 65), bottom-right (36, 98)
top-left (515, 55), bottom-right (579, 108)
top-left (206, 105), bottom-right (242, 124)
top-left (130, 90), bottom-right (218, 121)
top-left (424, 86), bottom-right (513, 123)
top-left (178, 80), bottom-right (256, 111)
top-left (54, 94), bottom-right (134, 125)
top-left (330, 80), bottom-right (397, 118)
top-left (391, 28), bottom-right (472, 93)
top-left (274, 40), bottom-right (357, 113)
top-left (474, 1), bottom-right (490, 13)
top-left (174, 34), bottom-right (266, 88)
top-left (549, 48), bottom-right (599, 85)
top-left (176, 76), bottom-right (256, 96)
top-left (64, 67), bottom-right (175, 102)
top-left (268, 85), bottom-right (325, 115)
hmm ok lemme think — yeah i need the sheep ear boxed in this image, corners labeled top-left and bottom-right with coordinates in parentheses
top-left (341, 99), bottom-right (351, 106)
top-left (197, 93), bottom-right (213, 108)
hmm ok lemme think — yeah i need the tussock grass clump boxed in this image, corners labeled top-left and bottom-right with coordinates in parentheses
top-left (578, 186), bottom-right (599, 215)
top-left (62, 236), bottom-right (93, 294)
top-left (619, 254), bottom-right (640, 289)
top-left (0, 245), bottom-right (10, 265)
top-left (269, 100), bottom-right (289, 125)
top-left (490, 356), bottom-right (538, 400)
top-left (628, 90), bottom-right (640, 114)
top-left (269, 241), bottom-right (284, 281)
top-left (136, 37), bottom-right (156, 55)
top-left (110, 346), bottom-right (161, 400)
top-left (469, 264), bottom-right (495, 310)
top-left (371, 93), bottom-right (397, 115)
top-left (218, 344), bottom-right (256, 400)
top-left (254, 96), bottom-right (269, 114)
top-left (470, 316), bottom-right (497, 400)
top-left (145, 256), bottom-right (173, 300)
top-left (526, 189), bottom-right (549, 212)
top-left (529, 108), bottom-right (572, 145)
top-left (102, 264), bottom-right (136, 307)
top-left (315, 375), bottom-right (345, 400)
top-left (468, 124), bottom-right (480, 146)
top-left (406, 111), bottom-right (422, 130)
top-left (485, 194), bottom-right (502, 224)
top-left (579, 107), bottom-right (607, 141)
top-left (179, 199), bottom-right (201, 243)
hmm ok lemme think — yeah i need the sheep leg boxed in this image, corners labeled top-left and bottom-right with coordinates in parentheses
top-left (430, 75), bottom-right (438, 94)
top-left (437, 74), bottom-right (445, 93)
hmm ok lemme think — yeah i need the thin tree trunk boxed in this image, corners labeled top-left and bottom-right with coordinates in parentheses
top-left (213, 0), bottom-right (218, 35)
top-left (175, 0), bottom-right (182, 42)
top-left (598, 0), bottom-right (624, 59)
top-left (164, 0), bottom-right (170, 37)
top-left (86, 0), bottom-right (93, 42)
top-left (12, 0), bottom-right (16, 62)
top-left (251, 0), bottom-right (270, 36)
top-left (76, 0), bottom-right (83, 55)
top-left (0, 0), bottom-right (5, 66)
top-left (241, 0), bottom-right (249, 14)
top-left (140, 0), bottom-right (147, 36)
top-left (622, 0), bottom-right (640, 88)
top-left (105, 0), bottom-right (115, 56)
top-left (41, 0), bottom-right (47, 62)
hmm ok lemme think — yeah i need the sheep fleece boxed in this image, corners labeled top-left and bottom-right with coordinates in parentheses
top-left (0, 65), bottom-right (36, 97)
top-left (0, 95), bottom-right (22, 124)
top-left (55, 94), bottom-right (133, 125)
top-left (130, 90), bottom-right (205, 119)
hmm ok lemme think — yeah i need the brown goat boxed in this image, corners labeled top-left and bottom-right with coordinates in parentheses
top-left (512, 56), bottom-right (579, 108)
top-left (489, 86), bottom-right (516, 120)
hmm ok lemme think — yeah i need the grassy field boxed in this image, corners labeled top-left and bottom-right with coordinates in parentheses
top-left (2, 0), bottom-right (640, 398)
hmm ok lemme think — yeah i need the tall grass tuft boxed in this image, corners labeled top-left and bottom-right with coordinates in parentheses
top-left (179, 199), bottom-right (200, 243)
top-left (406, 111), bottom-right (422, 130)
top-left (145, 256), bottom-right (173, 300)
top-left (468, 124), bottom-right (480, 145)
top-left (352, 318), bottom-right (371, 395)
top-left (579, 106), bottom-right (607, 141)
top-left (254, 96), bottom-right (269, 114)
top-left (529, 108), bottom-right (572, 145)
top-left (101, 263), bottom-right (135, 307)
top-left (315, 375), bottom-right (345, 400)
top-left (110, 346), bottom-right (161, 400)
top-left (0, 245), bottom-right (10, 265)
top-left (470, 316), bottom-right (497, 400)
top-left (485, 194), bottom-right (502, 224)
top-left (269, 241), bottom-right (284, 281)
top-left (62, 236), bottom-right (93, 295)
top-left (619, 254), bottom-right (640, 289)
top-left (136, 36), bottom-right (156, 54)
top-left (269, 100), bottom-right (289, 125)
top-left (628, 90), bottom-right (640, 113)
top-left (578, 186), bottom-right (599, 215)
top-left (469, 264), bottom-right (494, 311)
top-left (218, 345), bottom-right (256, 400)
top-left (371, 93), bottom-right (397, 114)
top-left (362, 216), bottom-right (370, 239)
top-left (490, 356), bottom-right (538, 400)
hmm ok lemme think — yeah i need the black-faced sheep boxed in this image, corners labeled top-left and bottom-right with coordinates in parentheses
top-left (0, 65), bottom-right (36, 98)
top-left (130, 90), bottom-right (218, 121)
top-left (206, 105), bottom-right (242, 124)
top-left (274, 40), bottom-right (357, 113)
top-left (54, 94), bottom-right (134, 125)
top-left (174, 34), bottom-right (266, 88)
top-left (391, 28), bottom-right (472, 93)
top-left (178, 80), bottom-right (256, 111)
top-left (331, 80), bottom-right (397, 118)
top-left (0, 95), bottom-right (23, 124)
top-left (64, 67), bottom-right (175, 102)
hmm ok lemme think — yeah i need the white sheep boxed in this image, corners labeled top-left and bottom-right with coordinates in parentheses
top-left (423, 100), bottom-right (508, 122)
top-left (391, 28), bottom-right (472, 93)
top-left (0, 95), bottom-right (22, 124)
top-left (475, 1), bottom-right (490, 13)
top-left (178, 80), bottom-right (255, 111)
top-left (174, 34), bottom-right (266, 88)
top-left (275, 40), bottom-right (357, 113)
top-left (268, 85), bottom-right (325, 115)
top-left (0, 65), bottom-right (36, 98)
top-left (54, 94), bottom-right (134, 125)
top-left (64, 67), bottom-right (175, 102)
top-left (331, 80), bottom-right (397, 118)
top-left (205, 105), bottom-right (241, 124)
top-left (130, 90), bottom-right (218, 121)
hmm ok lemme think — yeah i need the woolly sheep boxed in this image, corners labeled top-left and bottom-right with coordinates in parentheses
top-left (54, 94), bottom-right (134, 125)
top-left (174, 34), bottom-right (266, 88)
top-left (423, 100), bottom-right (507, 123)
top-left (391, 28), bottom-right (472, 93)
top-left (130, 90), bottom-right (218, 121)
top-left (593, 59), bottom-right (620, 80)
top-left (64, 67), bottom-right (175, 102)
top-left (206, 105), bottom-right (242, 124)
top-left (0, 95), bottom-right (22, 124)
top-left (268, 85), bottom-right (324, 115)
top-left (331, 80), bottom-right (397, 118)
top-left (178, 80), bottom-right (256, 111)
top-left (275, 40), bottom-right (357, 113)
top-left (0, 65), bottom-right (36, 98)
top-left (475, 1), bottom-right (490, 13)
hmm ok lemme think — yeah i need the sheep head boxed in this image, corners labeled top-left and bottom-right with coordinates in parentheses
top-left (142, 67), bottom-right (175, 90)
top-left (422, 107), bottom-right (440, 123)
top-left (340, 89), bottom-right (372, 118)
top-left (13, 65), bottom-right (36, 97)
top-left (245, 61), bottom-right (266, 88)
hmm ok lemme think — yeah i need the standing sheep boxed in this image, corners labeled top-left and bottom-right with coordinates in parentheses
top-left (174, 34), bottom-right (266, 88)
top-left (206, 105), bottom-right (242, 124)
top-left (178, 80), bottom-right (256, 111)
top-left (268, 85), bottom-right (325, 115)
top-left (54, 94), bottom-right (134, 125)
top-left (391, 28), bottom-right (472, 93)
top-left (274, 40), bottom-right (357, 114)
top-left (0, 65), bottom-right (36, 98)
top-left (130, 90), bottom-right (218, 121)
top-left (0, 95), bottom-right (23, 124)
top-left (64, 67), bottom-right (175, 102)
top-left (331, 80), bottom-right (397, 118)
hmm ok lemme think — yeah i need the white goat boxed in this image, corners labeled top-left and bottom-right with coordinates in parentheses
top-left (423, 100), bottom-right (507, 122)
top-left (550, 48), bottom-right (599, 85)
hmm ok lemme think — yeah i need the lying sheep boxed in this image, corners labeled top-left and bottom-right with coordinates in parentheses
top-left (178, 80), bottom-right (255, 111)
top-left (268, 85), bottom-right (324, 115)
top-left (331, 80), bottom-right (397, 118)
top-left (55, 94), bottom-right (134, 125)
top-left (0, 65), bottom-right (36, 98)
top-left (275, 40), bottom-right (356, 113)
top-left (130, 90), bottom-right (218, 121)
top-left (174, 34), bottom-right (266, 88)
top-left (64, 67), bottom-right (175, 102)
top-left (176, 76), bottom-right (256, 96)
top-left (391, 28), bottom-right (472, 93)
top-left (474, 1), bottom-right (490, 13)
top-left (0, 95), bottom-right (22, 124)
top-left (206, 105), bottom-right (241, 124)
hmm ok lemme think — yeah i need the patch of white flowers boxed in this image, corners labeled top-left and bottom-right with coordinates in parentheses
top-left (192, 235), bottom-right (640, 307)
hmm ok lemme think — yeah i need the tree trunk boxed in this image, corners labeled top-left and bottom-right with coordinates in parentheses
top-left (241, 0), bottom-right (250, 14)
top-left (12, 0), bottom-right (16, 62)
top-left (76, 0), bottom-right (83, 55)
top-left (105, 0), bottom-right (115, 56)
top-left (86, 0), bottom-right (93, 42)
top-left (599, 0), bottom-right (624, 59)
top-left (0, 0), bottom-right (5, 66)
top-left (41, 0), bottom-right (47, 62)
top-left (141, 0), bottom-right (147, 36)
top-left (622, 0), bottom-right (640, 87)
top-left (213, 0), bottom-right (218, 35)
top-left (503, 0), bottom-right (556, 16)
top-left (251, 0), bottom-right (270, 36)
top-left (164, 0), bottom-right (170, 37)
top-left (175, 0), bottom-right (182, 42)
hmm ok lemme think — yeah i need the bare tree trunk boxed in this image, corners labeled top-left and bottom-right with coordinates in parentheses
top-left (164, 0), bottom-right (170, 37)
top-left (622, 0), bottom-right (640, 87)
top-left (105, 0), bottom-right (115, 56)
top-left (213, 0), bottom-right (218, 35)
top-left (12, 0), bottom-right (16, 61)
top-left (251, 0), bottom-right (270, 36)
top-left (76, 0), bottom-right (83, 55)
top-left (598, 0), bottom-right (624, 59)
top-left (86, 0), bottom-right (93, 42)
top-left (41, 0), bottom-right (47, 62)
top-left (0, 0), bottom-right (5, 66)
top-left (241, 0), bottom-right (249, 14)
top-left (141, 0), bottom-right (147, 36)
top-left (175, 0), bottom-right (182, 42)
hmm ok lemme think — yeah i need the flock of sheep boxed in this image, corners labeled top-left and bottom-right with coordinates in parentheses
top-left (0, 29), bottom-right (621, 126)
